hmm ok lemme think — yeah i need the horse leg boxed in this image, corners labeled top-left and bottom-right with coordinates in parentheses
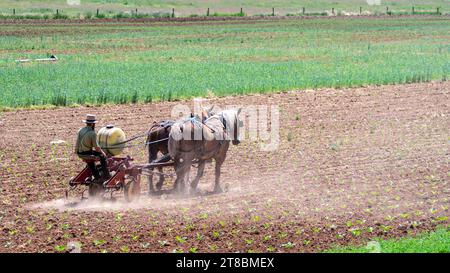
top-left (148, 169), bottom-right (156, 195)
top-left (155, 165), bottom-right (165, 191)
top-left (172, 156), bottom-right (181, 193)
top-left (190, 160), bottom-right (205, 194)
top-left (156, 145), bottom-right (171, 191)
top-left (213, 158), bottom-right (224, 193)
top-left (174, 156), bottom-right (191, 194)
top-left (148, 145), bottom-right (158, 194)
top-left (213, 142), bottom-right (230, 193)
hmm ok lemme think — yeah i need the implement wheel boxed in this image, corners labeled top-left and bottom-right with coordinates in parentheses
top-left (124, 176), bottom-right (141, 202)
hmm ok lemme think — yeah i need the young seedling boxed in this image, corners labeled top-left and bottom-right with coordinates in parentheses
top-left (266, 246), bottom-right (276, 252)
top-left (189, 247), bottom-right (198, 253)
top-left (172, 248), bottom-right (183, 253)
top-left (196, 233), bottom-right (204, 241)
top-left (8, 229), bottom-right (17, 236)
top-left (312, 227), bottom-right (321, 233)
top-left (230, 229), bottom-right (240, 236)
top-left (115, 213), bottom-right (123, 222)
top-left (158, 240), bottom-right (169, 247)
top-left (209, 244), bottom-right (217, 251)
top-left (287, 132), bottom-right (293, 142)
top-left (26, 225), bottom-right (35, 234)
top-left (185, 223), bottom-right (195, 231)
top-left (120, 245), bottom-right (130, 253)
top-left (93, 239), bottom-right (106, 247)
top-left (433, 216), bottom-right (448, 222)
top-left (212, 231), bottom-right (220, 240)
top-left (281, 242), bottom-right (295, 249)
top-left (380, 225), bottom-right (392, 233)
top-left (53, 244), bottom-right (67, 252)
top-left (175, 236), bottom-right (187, 244)
top-left (252, 215), bottom-right (261, 222)
top-left (349, 228), bottom-right (362, 237)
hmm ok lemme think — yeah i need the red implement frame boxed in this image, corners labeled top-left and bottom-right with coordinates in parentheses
top-left (67, 155), bottom-right (143, 202)
top-left (69, 156), bottom-right (134, 188)
top-left (67, 155), bottom-right (175, 202)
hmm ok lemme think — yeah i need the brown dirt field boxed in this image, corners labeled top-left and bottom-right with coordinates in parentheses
top-left (0, 14), bottom-right (448, 31)
top-left (0, 81), bottom-right (449, 253)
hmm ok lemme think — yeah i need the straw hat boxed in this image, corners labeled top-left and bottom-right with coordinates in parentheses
top-left (82, 114), bottom-right (97, 124)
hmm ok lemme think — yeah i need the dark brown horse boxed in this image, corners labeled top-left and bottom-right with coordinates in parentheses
top-left (146, 120), bottom-right (174, 193)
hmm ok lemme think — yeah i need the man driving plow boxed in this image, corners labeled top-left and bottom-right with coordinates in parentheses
top-left (74, 114), bottom-right (111, 183)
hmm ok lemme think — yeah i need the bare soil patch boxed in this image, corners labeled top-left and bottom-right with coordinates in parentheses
top-left (0, 81), bottom-right (448, 252)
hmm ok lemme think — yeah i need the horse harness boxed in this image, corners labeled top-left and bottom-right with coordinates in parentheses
top-left (176, 115), bottom-right (229, 154)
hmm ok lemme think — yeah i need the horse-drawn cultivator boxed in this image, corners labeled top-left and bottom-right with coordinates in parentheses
top-left (66, 108), bottom-right (241, 203)
top-left (66, 154), bottom-right (175, 202)
top-left (65, 122), bottom-right (176, 202)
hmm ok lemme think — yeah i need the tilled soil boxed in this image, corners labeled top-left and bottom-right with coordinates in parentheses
top-left (0, 81), bottom-right (449, 253)
top-left (0, 14), bottom-right (447, 32)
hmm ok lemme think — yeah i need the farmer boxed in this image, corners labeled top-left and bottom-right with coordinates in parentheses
top-left (75, 114), bottom-right (110, 182)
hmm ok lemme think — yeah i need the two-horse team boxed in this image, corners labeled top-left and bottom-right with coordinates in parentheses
top-left (146, 106), bottom-right (242, 195)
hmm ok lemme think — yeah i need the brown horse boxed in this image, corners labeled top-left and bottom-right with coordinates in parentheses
top-left (146, 120), bottom-right (174, 193)
top-left (168, 109), bottom-right (242, 194)
top-left (146, 108), bottom-right (214, 193)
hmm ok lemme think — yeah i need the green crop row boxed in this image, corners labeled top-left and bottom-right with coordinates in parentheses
top-left (0, 17), bottom-right (449, 109)
top-left (325, 226), bottom-right (450, 253)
